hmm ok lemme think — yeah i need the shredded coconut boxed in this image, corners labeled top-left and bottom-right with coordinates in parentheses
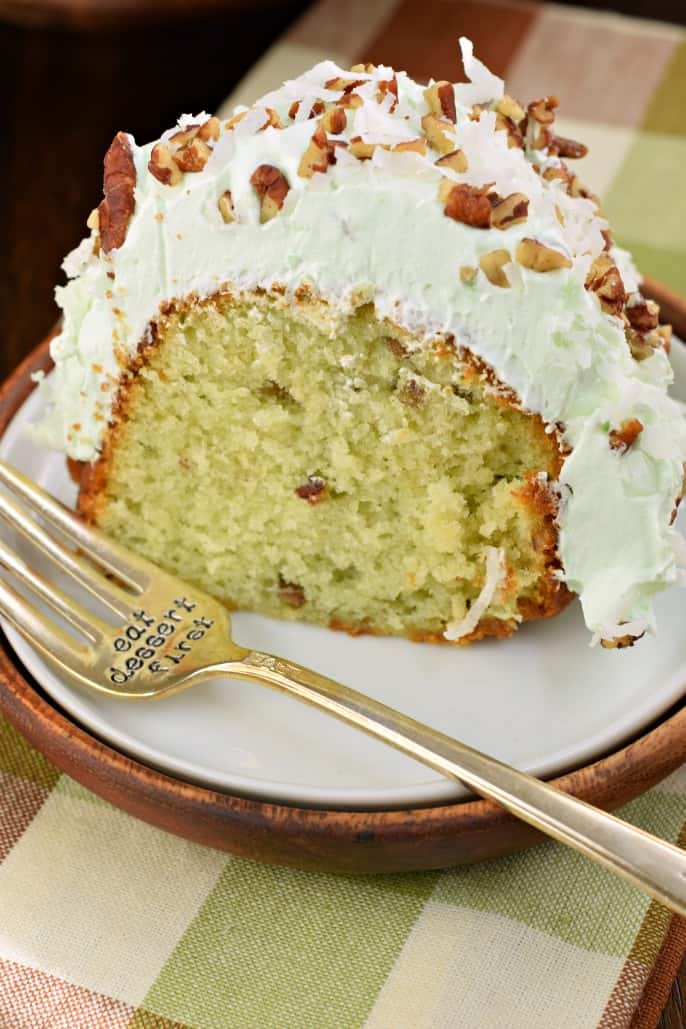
top-left (444, 547), bottom-right (504, 641)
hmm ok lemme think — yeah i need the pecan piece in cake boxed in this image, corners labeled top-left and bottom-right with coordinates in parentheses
top-left (516, 238), bottom-right (572, 273)
top-left (494, 113), bottom-right (524, 149)
top-left (295, 475), bottom-right (328, 504)
top-left (479, 249), bottom-right (511, 288)
top-left (421, 113), bottom-right (457, 154)
top-left (278, 576), bottom-right (306, 608)
top-left (585, 256), bottom-right (626, 317)
top-left (398, 377), bottom-right (426, 406)
top-left (98, 132), bottom-right (136, 253)
top-left (250, 164), bottom-right (290, 222)
top-left (298, 127), bottom-right (336, 178)
top-left (423, 82), bottom-right (457, 123)
top-left (609, 418), bottom-right (643, 453)
top-left (436, 149), bottom-right (468, 173)
top-left (491, 193), bottom-right (529, 230)
top-left (440, 182), bottom-right (493, 228)
top-left (349, 136), bottom-right (377, 160)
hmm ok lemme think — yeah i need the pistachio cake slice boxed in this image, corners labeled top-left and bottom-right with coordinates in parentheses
top-left (33, 39), bottom-right (686, 647)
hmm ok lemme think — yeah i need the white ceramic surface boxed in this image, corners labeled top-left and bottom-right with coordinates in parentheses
top-left (1, 345), bottom-right (686, 810)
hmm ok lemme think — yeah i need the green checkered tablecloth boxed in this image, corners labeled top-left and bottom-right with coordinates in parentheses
top-left (2, 2), bottom-right (686, 1026)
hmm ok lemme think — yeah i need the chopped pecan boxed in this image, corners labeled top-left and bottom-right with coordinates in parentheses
top-left (250, 164), bottom-right (290, 222)
top-left (377, 76), bottom-right (398, 110)
top-left (169, 125), bottom-right (199, 146)
top-left (98, 132), bottom-right (136, 253)
top-left (479, 249), bottom-right (511, 288)
top-left (528, 96), bottom-right (558, 125)
top-left (435, 149), bottom-right (468, 173)
top-left (495, 94), bottom-right (525, 123)
top-left (460, 265), bottom-right (478, 286)
top-left (148, 143), bottom-right (183, 186)
top-left (421, 113), bottom-right (456, 154)
top-left (516, 238), bottom-right (572, 272)
top-left (295, 475), bottom-right (328, 504)
top-left (349, 136), bottom-right (377, 160)
top-left (350, 62), bottom-right (375, 73)
top-left (398, 378), bottom-right (426, 406)
top-left (174, 137), bottom-right (212, 173)
top-left (218, 190), bottom-right (236, 223)
top-left (494, 112), bottom-right (524, 149)
top-left (224, 110), bottom-right (247, 130)
top-left (259, 108), bottom-right (283, 131)
top-left (394, 138), bottom-right (427, 155)
top-left (491, 192), bottom-right (529, 230)
top-left (336, 93), bottom-right (363, 110)
top-left (440, 181), bottom-right (493, 228)
top-left (86, 208), bottom-right (99, 231)
top-left (288, 99), bottom-right (325, 120)
top-left (383, 336), bottom-right (408, 357)
top-left (625, 294), bottom-right (660, 333)
top-left (423, 81), bottom-right (457, 123)
top-left (585, 256), bottom-right (626, 317)
top-left (278, 576), bottom-right (306, 609)
top-left (319, 105), bottom-right (347, 134)
top-left (298, 126), bottom-right (336, 178)
top-left (325, 76), bottom-right (366, 93)
top-left (549, 134), bottom-right (588, 159)
top-left (609, 418), bottom-right (643, 453)
top-left (600, 633), bottom-right (642, 650)
top-left (197, 116), bottom-right (221, 142)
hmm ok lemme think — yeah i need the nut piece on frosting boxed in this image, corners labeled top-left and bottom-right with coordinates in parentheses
top-left (298, 127), bottom-right (336, 178)
top-left (423, 82), bottom-right (457, 123)
top-left (319, 105), bottom-right (347, 134)
top-left (515, 238), bottom-right (572, 273)
top-left (491, 193), bottom-right (529, 230)
top-left (250, 164), bottom-right (290, 222)
top-left (217, 190), bottom-right (236, 224)
top-left (98, 132), bottom-right (136, 253)
top-left (174, 137), bottom-right (212, 173)
top-left (148, 143), bottom-right (183, 187)
top-left (440, 182), bottom-right (493, 228)
top-left (421, 113), bottom-right (457, 154)
top-left (479, 249), bottom-right (511, 288)
top-left (585, 256), bottom-right (626, 317)
top-left (436, 149), bottom-right (468, 173)
top-left (609, 418), bottom-right (644, 453)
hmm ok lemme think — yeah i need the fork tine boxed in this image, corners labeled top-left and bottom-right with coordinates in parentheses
top-left (0, 485), bottom-right (133, 620)
top-left (0, 572), bottom-right (89, 670)
top-left (0, 537), bottom-right (107, 643)
top-left (0, 460), bottom-right (148, 592)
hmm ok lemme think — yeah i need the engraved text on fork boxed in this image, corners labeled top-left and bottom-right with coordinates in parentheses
top-left (109, 596), bottom-right (215, 685)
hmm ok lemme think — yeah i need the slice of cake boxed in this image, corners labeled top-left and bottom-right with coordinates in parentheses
top-left (32, 38), bottom-right (686, 647)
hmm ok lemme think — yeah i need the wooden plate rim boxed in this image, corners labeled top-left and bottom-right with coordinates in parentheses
top-left (0, 275), bottom-right (685, 873)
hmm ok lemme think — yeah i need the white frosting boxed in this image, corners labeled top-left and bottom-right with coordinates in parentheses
top-left (32, 38), bottom-right (686, 642)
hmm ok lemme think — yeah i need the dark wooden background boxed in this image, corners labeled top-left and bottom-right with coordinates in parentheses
top-left (1, 0), bottom-right (685, 1025)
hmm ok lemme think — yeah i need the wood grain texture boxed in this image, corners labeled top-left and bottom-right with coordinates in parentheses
top-left (0, 279), bottom-right (684, 878)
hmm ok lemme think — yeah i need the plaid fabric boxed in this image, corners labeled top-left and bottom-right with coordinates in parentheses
top-left (2, 1), bottom-right (686, 1026)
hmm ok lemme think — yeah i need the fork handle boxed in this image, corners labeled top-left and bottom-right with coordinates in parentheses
top-left (221, 651), bottom-right (686, 915)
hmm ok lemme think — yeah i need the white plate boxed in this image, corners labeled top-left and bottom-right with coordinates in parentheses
top-left (2, 347), bottom-right (686, 810)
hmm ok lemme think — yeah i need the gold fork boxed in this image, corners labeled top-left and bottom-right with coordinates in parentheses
top-left (0, 457), bottom-right (684, 910)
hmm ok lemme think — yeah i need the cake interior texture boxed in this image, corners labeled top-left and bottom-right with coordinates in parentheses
top-left (81, 290), bottom-right (568, 642)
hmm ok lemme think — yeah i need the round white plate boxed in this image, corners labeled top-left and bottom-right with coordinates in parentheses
top-left (2, 348), bottom-right (686, 810)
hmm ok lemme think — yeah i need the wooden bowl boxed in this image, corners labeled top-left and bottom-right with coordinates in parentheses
top-left (1, 276), bottom-right (685, 874)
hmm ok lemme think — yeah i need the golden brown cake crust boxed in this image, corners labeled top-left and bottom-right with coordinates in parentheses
top-left (71, 289), bottom-right (573, 644)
